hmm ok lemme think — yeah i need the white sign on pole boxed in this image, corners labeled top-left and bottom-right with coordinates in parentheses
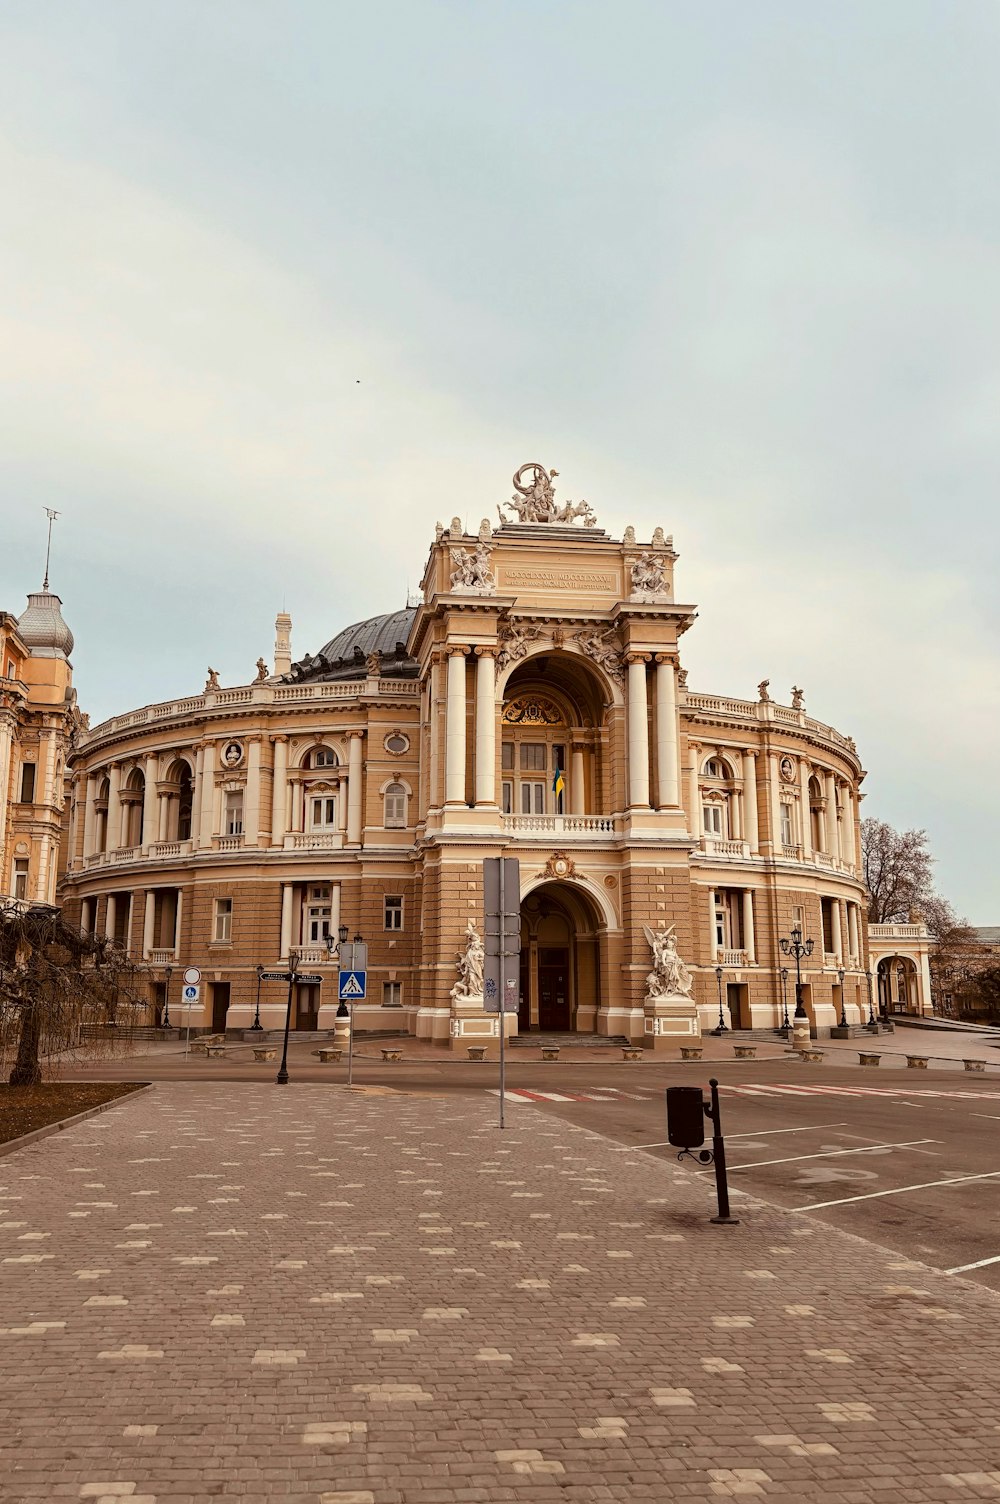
top-left (181, 983), bottom-right (200, 1004)
top-left (183, 967), bottom-right (201, 985)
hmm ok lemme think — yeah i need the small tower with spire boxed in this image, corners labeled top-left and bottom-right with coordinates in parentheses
top-left (273, 612), bottom-right (292, 677)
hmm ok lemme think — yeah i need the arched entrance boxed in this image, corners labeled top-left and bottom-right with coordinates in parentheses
top-left (518, 882), bottom-right (603, 1035)
top-left (877, 955), bottom-right (920, 1015)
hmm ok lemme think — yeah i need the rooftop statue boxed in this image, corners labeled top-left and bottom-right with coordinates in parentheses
top-left (450, 541), bottom-right (496, 594)
top-left (499, 463), bottom-right (598, 527)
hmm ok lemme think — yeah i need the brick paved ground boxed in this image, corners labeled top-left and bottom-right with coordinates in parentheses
top-left (2, 1083), bottom-right (1000, 1502)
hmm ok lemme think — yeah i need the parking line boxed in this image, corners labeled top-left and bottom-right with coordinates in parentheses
top-left (945, 1254), bottom-right (1000, 1275)
top-left (799, 1169), bottom-right (1000, 1211)
top-left (725, 1139), bottom-right (939, 1171)
top-left (726, 1123), bottom-right (848, 1139)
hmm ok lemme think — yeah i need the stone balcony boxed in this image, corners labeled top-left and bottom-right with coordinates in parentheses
top-left (501, 813), bottom-right (619, 839)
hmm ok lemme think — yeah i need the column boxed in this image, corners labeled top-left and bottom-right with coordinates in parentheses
top-left (41, 729), bottom-right (58, 806)
top-left (290, 779), bottom-right (304, 834)
top-left (81, 773), bottom-right (97, 858)
top-left (347, 731), bottom-right (364, 844)
top-left (831, 899), bottom-right (844, 963)
top-left (847, 902), bottom-right (860, 964)
top-left (742, 889), bottom-right (756, 963)
top-left (654, 656), bottom-right (680, 808)
top-left (570, 744), bottom-right (586, 816)
top-left (0, 715), bottom-right (14, 859)
top-left (474, 648), bottom-right (496, 807)
top-left (330, 883), bottom-right (341, 948)
top-left (742, 750), bottom-right (759, 854)
top-left (707, 887), bottom-right (718, 962)
top-left (337, 777), bottom-right (348, 833)
top-left (428, 658), bottom-right (442, 813)
top-left (270, 737), bottom-right (288, 845)
top-left (142, 889), bottom-right (156, 960)
top-left (768, 752), bottom-right (783, 854)
top-left (104, 892), bottom-right (117, 940)
top-left (626, 654), bottom-right (650, 809)
top-left (688, 742), bottom-right (701, 838)
top-left (198, 742), bottom-right (216, 846)
top-left (244, 737), bottom-right (261, 846)
top-left (445, 648), bottom-right (468, 805)
top-left (824, 771), bottom-right (838, 858)
top-left (798, 757), bottom-right (812, 858)
top-left (142, 754), bottom-right (158, 849)
top-left (173, 889), bottom-right (183, 956)
top-left (106, 762), bottom-right (122, 851)
top-left (279, 882), bottom-right (295, 959)
top-left (191, 745), bottom-right (205, 846)
top-left (157, 790), bottom-right (169, 842)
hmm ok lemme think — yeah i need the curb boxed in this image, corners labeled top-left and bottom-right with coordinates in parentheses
top-left (0, 1083), bottom-right (153, 1160)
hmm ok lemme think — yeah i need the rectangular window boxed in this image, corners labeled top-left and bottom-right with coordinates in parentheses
top-left (501, 743), bottom-right (514, 771)
top-left (384, 895), bottom-right (403, 931)
top-left (13, 858), bottom-right (28, 901)
top-left (310, 796), bottom-right (337, 829)
top-left (792, 904), bottom-right (804, 930)
top-left (382, 981), bottom-right (402, 1007)
top-left (821, 898), bottom-right (834, 953)
top-left (520, 782), bottom-right (545, 815)
top-left (520, 743), bottom-right (547, 771)
top-left (715, 899), bottom-right (728, 950)
top-left (384, 786), bottom-right (406, 828)
top-left (501, 781), bottom-right (513, 815)
top-left (780, 803), bottom-right (793, 846)
top-left (18, 763), bottom-right (35, 803)
top-left (306, 903), bottom-right (330, 943)
top-left (214, 897), bottom-right (233, 943)
top-left (703, 804), bottom-right (723, 835)
top-left (224, 790), bottom-right (244, 836)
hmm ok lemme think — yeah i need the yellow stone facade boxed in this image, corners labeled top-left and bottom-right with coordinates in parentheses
top-left (59, 476), bottom-right (870, 1046)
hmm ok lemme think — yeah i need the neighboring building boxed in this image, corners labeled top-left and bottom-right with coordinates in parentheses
top-left (867, 920), bottom-right (933, 1017)
top-left (60, 465), bottom-right (870, 1046)
top-left (1, 587), bottom-right (78, 907)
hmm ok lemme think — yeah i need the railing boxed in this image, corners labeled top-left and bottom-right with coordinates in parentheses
top-left (112, 847), bottom-right (139, 863)
top-left (781, 844), bottom-right (801, 860)
top-left (216, 835), bottom-right (244, 852)
top-left (701, 838), bottom-right (750, 859)
top-left (214, 688), bottom-right (253, 705)
top-left (295, 946), bottom-right (333, 965)
top-left (150, 841), bottom-right (186, 858)
top-left (869, 922), bottom-right (929, 940)
top-left (501, 813), bottom-right (618, 837)
top-left (285, 831), bottom-right (342, 849)
top-left (684, 691), bottom-right (857, 754)
top-left (150, 949), bottom-right (176, 964)
top-left (718, 948), bottom-right (748, 966)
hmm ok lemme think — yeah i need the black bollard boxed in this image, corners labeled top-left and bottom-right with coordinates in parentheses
top-left (706, 1077), bottom-right (739, 1225)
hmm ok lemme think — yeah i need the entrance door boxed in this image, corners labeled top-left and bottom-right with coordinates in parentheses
top-left (296, 984), bottom-right (320, 1031)
top-left (211, 982), bottom-right (230, 1034)
top-left (538, 947), bottom-right (570, 1031)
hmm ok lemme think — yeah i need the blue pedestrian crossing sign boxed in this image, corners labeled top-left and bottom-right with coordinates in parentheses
top-left (338, 970), bottom-right (366, 1001)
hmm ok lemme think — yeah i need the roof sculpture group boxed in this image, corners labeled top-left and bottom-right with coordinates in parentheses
top-left (499, 463), bottom-right (598, 527)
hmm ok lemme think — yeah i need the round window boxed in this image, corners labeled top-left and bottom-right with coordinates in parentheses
top-left (385, 733), bottom-right (409, 755)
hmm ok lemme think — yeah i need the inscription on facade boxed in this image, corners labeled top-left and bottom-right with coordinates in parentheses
top-left (503, 568), bottom-right (618, 591)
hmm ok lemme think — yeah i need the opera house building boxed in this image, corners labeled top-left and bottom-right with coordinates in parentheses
top-left (58, 465), bottom-right (877, 1047)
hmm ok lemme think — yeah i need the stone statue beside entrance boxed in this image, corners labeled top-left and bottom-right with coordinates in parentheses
top-left (643, 924), bottom-right (694, 1000)
top-left (450, 919), bottom-right (485, 1002)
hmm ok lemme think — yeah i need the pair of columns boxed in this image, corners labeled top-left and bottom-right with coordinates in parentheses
top-left (140, 887), bottom-right (183, 958)
top-left (690, 745), bottom-right (760, 849)
top-left (707, 886), bottom-right (757, 964)
top-left (444, 647), bottom-right (496, 806)
top-left (829, 898), bottom-right (862, 965)
top-left (279, 880), bottom-right (341, 959)
top-left (626, 654), bottom-right (681, 810)
top-left (270, 732), bottom-right (364, 845)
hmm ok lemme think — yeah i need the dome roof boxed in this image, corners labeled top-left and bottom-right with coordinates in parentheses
top-left (285, 606), bottom-right (418, 684)
top-left (17, 590), bottom-right (74, 660)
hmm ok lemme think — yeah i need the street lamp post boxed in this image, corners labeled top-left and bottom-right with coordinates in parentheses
top-left (710, 965), bottom-right (727, 1035)
top-left (162, 964), bottom-right (173, 1030)
top-left (779, 924), bottom-right (814, 1018)
top-left (326, 924), bottom-right (354, 1083)
top-left (275, 949), bottom-right (300, 1086)
top-left (865, 967), bottom-right (878, 1029)
top-left (779, 967), bottom-right (791, 1032)
top-left (837, 965), bottom-right (847, 1029)
top-left (251, 965), bottom-right (264, 1031)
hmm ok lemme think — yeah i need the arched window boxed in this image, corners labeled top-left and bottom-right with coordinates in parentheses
top-left (305, 745), bottom-right (339, 769)
top-left (384, 782), bottom-right (407, 829)
top-left (704, 757), bottom-right (727, 779)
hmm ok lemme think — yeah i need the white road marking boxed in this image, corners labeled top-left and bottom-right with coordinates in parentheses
top-left (613, 1142), bottom-right (673, 1151)
top-left (726, 1123), bottom-right (849, 1139)
top-left (945, 1254), bottom-right (1000, 1275)
top-left (724, 1139), bottom-right (939, 1171)
top-left (972, 1114), bottom-right (1000, 1121)
top-left (799, 1169), bottom-right (1000, 1211)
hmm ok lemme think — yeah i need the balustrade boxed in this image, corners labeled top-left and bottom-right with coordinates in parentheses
top-left (501, 813), bottom-right (617, 837)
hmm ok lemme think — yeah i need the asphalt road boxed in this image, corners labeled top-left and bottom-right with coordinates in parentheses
top-left (59, 1044), bottom-right (1000, 1293)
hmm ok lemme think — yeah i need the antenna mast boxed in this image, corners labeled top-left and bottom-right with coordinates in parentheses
top-left (42, 508), bottom-right (60, 590)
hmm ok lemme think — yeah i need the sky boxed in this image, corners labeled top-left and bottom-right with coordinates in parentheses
top-left (1, 1), bottom-right (998, 920)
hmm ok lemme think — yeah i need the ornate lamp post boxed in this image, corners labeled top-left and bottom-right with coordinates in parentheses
top-left (710, 964), bottom-right (727, 1035)
top-left (779, 924), bottom-right (814, 1019)
top-left (865, 967), bottom-right (878, 1029)
top-left (275, 948), bottom-right (300, 1086)
top-left (837, 965), bottom-right (848, 1029)
top-left (162, 964), bottom-right (173, 1030)
top-left (779, 967), bottom-right (791, 1032)
top-left (251, 965), bottom-right (264, 1031)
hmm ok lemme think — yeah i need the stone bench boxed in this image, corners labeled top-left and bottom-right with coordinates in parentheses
top-left (963, 1059), bottom-right (986, 1073)
top-left (906, 1056), bottom-right (929, 1069)
top-left (540, 1046), bottom-right (560, 1061)
top-left (733, 1044), bottom-right (757, 1060)
top-left (466, 1046), bottom-right (487, 1061)
top-left (318, 1047), bottom-right (343, 1063)
top-left (381, 1048), bottom-right (403, 1063)
top-left (680, 1045), bottom-right (703, 1061)
top-left (799, 1049), bottom-right (825, 1063)
top-left (252, 1047), bottom-right (276, 1062)
top-left (858, 1052), bottom-right (882, 1067)
top-left (622, 1047), bottom-right (642, 1061)
top-left (205, 1044), bottom-right (226, 1059)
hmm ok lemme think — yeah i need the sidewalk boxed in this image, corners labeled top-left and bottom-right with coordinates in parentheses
top-left (3, 1082), bottom-right (1000, 1500)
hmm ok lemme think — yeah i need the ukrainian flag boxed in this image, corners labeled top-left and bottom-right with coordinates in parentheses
top-left (552, 767), bottom-right (565, 801)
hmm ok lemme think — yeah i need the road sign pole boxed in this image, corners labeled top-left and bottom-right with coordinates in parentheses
top-left (348, 1002), bottom-right (355, 1088)
top-left (276, 960), bottom-right (297, 1085)
top-left (498, 860), bottom-right (506, 1130)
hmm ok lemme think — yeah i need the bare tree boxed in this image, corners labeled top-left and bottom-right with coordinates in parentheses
top-left (0, 900), bottom-right (149, 1087)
